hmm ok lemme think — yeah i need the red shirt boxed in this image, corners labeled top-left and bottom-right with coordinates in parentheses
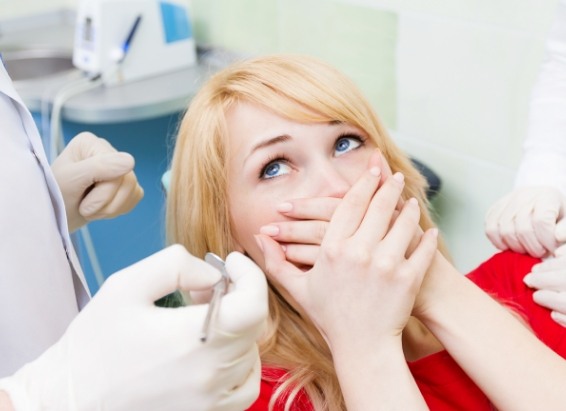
top-left (247, 251), bottom-right (566, 410)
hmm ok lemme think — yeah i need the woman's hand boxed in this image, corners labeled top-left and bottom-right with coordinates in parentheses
top-left (259, 196), bottom-right (339, 267)
top-left (256, 164), bottom-right (438, 348)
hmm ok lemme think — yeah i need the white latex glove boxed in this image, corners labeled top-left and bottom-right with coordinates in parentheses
top-left (51, 132), bottom-right (144, 232)
top-left (0, 245), bottom-right (267, 411)
top-left (485, 186), bottom-right (566, 257)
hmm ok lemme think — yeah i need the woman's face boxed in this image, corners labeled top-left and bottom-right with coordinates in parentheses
top-left (226, 101), bottom-right (378, 267)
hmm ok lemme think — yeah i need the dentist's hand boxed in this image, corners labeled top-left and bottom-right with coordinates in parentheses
top-left (524, 249), bottom-right (566, 328)
top-left (0, 245), bottom-right (267, 411)
top-left (51, 132), bottom-right (144, 232)
top-left (485, 186), bottom-right (566, 257)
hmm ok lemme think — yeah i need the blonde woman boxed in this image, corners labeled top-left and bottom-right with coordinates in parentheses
top-left (167, 54), bottom-right (566, 411)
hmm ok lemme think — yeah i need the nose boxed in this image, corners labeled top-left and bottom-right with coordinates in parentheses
top-left (309, 160), bottom-right (351, 198)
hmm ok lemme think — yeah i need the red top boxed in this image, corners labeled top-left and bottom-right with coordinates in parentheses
top-left (247, 251), bottom-right (566, 410)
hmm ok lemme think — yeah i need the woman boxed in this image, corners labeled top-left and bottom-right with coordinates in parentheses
top-left (167, 54), bottom-right (566, 410)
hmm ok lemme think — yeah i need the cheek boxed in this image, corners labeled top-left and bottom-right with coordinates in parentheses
top-left (229, 195), bottom-right (280, 255)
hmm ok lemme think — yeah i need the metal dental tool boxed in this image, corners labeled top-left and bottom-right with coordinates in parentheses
top-left (200, 253), bottom-right (230, 343)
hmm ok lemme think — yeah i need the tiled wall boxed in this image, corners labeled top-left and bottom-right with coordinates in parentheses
top-left (1, 0), bottom-right (560, 273)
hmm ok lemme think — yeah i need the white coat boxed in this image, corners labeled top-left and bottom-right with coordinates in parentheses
top-left (515, 0), bottom-right (566, 194)
top-left (0, 60), bottom-right (89, 377)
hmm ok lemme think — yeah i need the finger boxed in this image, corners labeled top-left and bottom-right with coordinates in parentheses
top-left (72, 132), bottom-right (115, 157)
top-left (498, 217), bottom-right (527, 254)
top-left (355, 172), bottom-right (405, 242)
top-left (485, 200), bottom-right (509, 251)
top-left (531, 255), bottom-right (566, 273)
top-left (80, 179), bottom-right (123, 216)
top-left (83, 174), bottom-right (144, 219)
top-left (514, 209), bottom-right (547, 258)
top-left (404, 227), bottom-right (438, 281)
top-left (533, 289), bottom-right (566, 314)
top-left (533, 195), bottom-right (562, 252)
top-left (555, 242), bottom-right (566, 257)
top-left (551, 311), bottom-right (566, 328)
top-left (216, 252), bottom-right (268, 335)
top-left (276, 197), bottom-right (340, 220)
top-left (523, 270), bottom-right (566, 291)
top-left (260, 220), bottom-right (328, 245)
top-left (324, 165), bottom-right (381, 241)
top-left (556, 218), bottom-right (566, 244)
top-left (78, 152), bottom-right (134, 185)
top-left (108, 244), bottom-right (221, 302)
top-left (255, 234), bottom-right (305, 301)
top-left (283, 243), bottom-right (319, 267)
top-left (372, 197), bottom-right (421, 261)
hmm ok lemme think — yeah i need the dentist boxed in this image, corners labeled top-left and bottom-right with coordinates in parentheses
top-left (0, 57), bottom-right (266, 411)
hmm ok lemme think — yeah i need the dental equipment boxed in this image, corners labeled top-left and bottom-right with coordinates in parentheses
top-left (73, 0), bottom-right (197, 86)
top-left (201, 253), bottom-right (230, 343)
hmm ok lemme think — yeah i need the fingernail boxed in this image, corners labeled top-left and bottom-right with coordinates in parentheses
top-left (408, 197), bottom-right (418, 207)
top-left (260, 225), bottom-right (279, 236)
top-left (277, 202), bottom-right (293, 212)
top-left (393, 172), bottom-right (404, 183)
top-left (430, 228), bottom-right (438, 238)
top-left (370, 166), bottom-right (381, 176)
top-left (254, 235), bottom-right (264, 252)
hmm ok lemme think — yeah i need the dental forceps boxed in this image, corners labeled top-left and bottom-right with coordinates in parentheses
top-left (200, 252), bottom-right (230, 343)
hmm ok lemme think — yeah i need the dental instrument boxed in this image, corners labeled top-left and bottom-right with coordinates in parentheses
top-left (201, 253), bottom-right (230, 343)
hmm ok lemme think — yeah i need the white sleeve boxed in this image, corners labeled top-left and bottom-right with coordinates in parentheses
top-left (516, 0), bottom-right (566, 195)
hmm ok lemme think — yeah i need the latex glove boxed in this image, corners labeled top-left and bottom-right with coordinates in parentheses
top-left (524, 240), bottom-right (566, 327)
top-left (51, 132), bottom-right (144, 232)
top-left (0, 245), bottom-right (267, 411)
top-left (485, 186), bottom-right (566, 257)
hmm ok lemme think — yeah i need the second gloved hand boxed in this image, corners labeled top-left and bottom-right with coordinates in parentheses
top-left (485, 186), bottom-right (566, 257)
top-left (51, 132), bottom-right (144, 232)
top-left (0, 245), bottom-right (268, 411)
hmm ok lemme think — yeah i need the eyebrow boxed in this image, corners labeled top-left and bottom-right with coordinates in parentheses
top-left (249, 134), bottom-right (292, 156)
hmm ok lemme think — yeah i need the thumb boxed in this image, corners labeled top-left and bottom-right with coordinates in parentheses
top-left (107, 245), bottom-right (221, 303)
top-left (255, 234), bottom-right (304, 299)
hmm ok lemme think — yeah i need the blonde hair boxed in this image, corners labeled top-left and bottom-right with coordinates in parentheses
top-left (167, 54), bottom-right (445, 411)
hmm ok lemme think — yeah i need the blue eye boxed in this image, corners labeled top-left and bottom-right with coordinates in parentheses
top-left (335, 135), bottom-right (363, 156)
top-left (260, 159), bottom-right (291, 179)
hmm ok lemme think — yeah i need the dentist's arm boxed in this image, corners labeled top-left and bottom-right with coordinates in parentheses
top-left (0, 245), bottom-right (267, 411)
top-left (51, 132), bottom-right (144, 232)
